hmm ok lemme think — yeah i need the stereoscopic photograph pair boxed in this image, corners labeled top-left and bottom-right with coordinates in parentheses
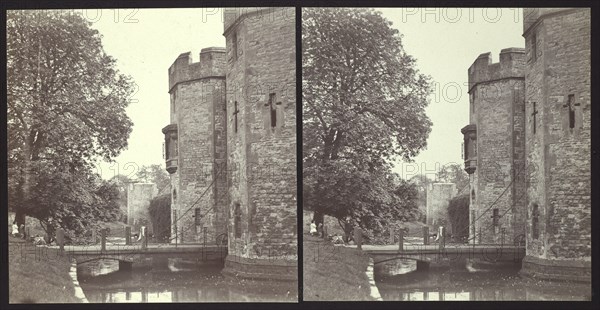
top-left (4, 5), bottom-right (592, 304)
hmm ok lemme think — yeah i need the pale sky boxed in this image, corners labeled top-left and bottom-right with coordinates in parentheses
top-left (379, 8), bottom-right (525, 181)
top-left (84, 8), bottom-right (227, 180)
top-left (84, 8), bottom-right (524, 182)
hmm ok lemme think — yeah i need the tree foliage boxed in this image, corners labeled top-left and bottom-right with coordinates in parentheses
top-left (108, 174), bottom-right (133, 222)
top-left (31, 164), bottom-right (123, 238)
top-left (148, 194), bottom-right (171, 243)
top-left (302, 8), bottom-right (432, 235)
top-left (447, 194), bottom-right (470, 242)
top-left (436, 163), bottom-right (469, 194)
top-left (136, 164), bottom-right (170, 192)
top-left (7, 10), bottom-right (134, 235)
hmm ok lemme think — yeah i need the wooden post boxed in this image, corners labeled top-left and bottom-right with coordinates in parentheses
top-left (125, 226), bottom-right (131, 245)
top-left (354, 227), bottom-right (362, 250)
top-left (423, 226), bottom-right (429, 245)
top-left (56, 228), bottom-right (65, 252)
top-left (389, 227), bottom-right (395, 244)
top-left (438, 226), bottom-right (446, 251)
top-left (398, 229), bottom-right (404, 252)
top-left (92, 230), bottom-right (97, 244)
top-left (101, 229), bottom-right (107, 251)
top-left (174, 225), bottom-right (178, 247)
top-left (203, 227), bottom-right (207, 246)
top-left (141, 226), bottom-right (147, 249)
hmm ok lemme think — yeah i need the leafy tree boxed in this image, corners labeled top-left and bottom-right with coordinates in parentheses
top-left (136, 164), bottom-right (170, 193)
top-left (303, 8), bottom-right (432, 234)
top-left (436, 163), bottom-right (469, 194)
top-left (447, 194), bottom-right (470, 242)
top-left (31, 162), bottom-right (123, 239)
top-left (148, 194), bottom-right (171, 243)
top-left (7, 10), bottom-right (134, 233)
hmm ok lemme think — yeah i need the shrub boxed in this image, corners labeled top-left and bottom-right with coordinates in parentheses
top-left (447, 194), bottom-right (469, 242)
top-left (148, 194), bottom-right (171, 242)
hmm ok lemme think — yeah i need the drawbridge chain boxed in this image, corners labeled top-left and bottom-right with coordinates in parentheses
top-left (447, 161), bottom-right (529, 244)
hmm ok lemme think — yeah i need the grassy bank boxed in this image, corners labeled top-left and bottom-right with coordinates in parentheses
top-left (303, 234), bottom-right (374, 301)
top-left (9, 237), bottom-right (81, 303)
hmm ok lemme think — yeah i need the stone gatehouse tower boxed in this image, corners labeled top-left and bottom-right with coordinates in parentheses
top-left (162, 7), bottom-right (297, 280)
top-left (221, 7), bottom-right (297, 281)
top-left (519, 8), bottom-right (591, 282)
top-left (462, 8), bottom-right (590, 282)
top-left (462, 48), bottom-right (527, 244)
top-left (163, 47), bottom-right (228, 244)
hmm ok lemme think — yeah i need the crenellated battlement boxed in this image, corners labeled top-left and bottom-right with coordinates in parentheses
top-left (223, 7), bottom-right (278, 36)
top-left (168, 47), bottom-right (226, 92)
top-left (467, 48), bottom-right (525, 92)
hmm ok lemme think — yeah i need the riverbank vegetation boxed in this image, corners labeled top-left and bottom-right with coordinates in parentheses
top-left (8, 237), bottom-right (81, 303)
top-left (303, 235), bottom-right (374, 301)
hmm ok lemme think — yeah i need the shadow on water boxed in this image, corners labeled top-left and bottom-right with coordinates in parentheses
top-left (374, 259), bottom-right (591, 301)
top-left (77, 258), bottom-right (297, 302)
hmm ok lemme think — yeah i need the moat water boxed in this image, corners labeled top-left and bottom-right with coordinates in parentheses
top-left (374, 259), bottom-right (591, 301)
top-left (77, 259), bottom-right (297, 302)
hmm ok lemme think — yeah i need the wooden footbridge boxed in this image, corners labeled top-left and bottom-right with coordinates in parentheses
top-left (347, 225), bottom-right (525, 270)
top-left (46, 228), bottom-right (227, 270)
top-left (354, 243), bottom-right (525, 266)
top-left (49, 243), bottom-right (228, 266)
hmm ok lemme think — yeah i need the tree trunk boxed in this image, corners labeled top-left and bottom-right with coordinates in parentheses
top-left (14, 135), bottom-right (33, 228)
top-left (313, 210), bottom-right (324, 225)
top-left (14, 209), bottom-right (26, 227)
top-left (343, 220), bottom-right (353, 243)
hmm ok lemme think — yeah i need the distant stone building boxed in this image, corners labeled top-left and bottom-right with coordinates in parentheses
top-left (162, 7), bottom-right (296, 280)
top-left (127, 183), bottom-right (158, 231)
top-left (462, 48), bottom-right (527, 244)
top-left (426, 183), bottom-right (456, 227)
top-left (462, 8), bottom-right (590, 282)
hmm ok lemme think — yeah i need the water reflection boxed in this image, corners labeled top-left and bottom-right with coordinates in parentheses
top-left (78, 259), bottom-right (121, 277)
top-left (77, 259), bottom-right (297, 302)
top-left (375, 260), bottom-right (591, 301)
top-left (375, 259), bottom-right (416, 276)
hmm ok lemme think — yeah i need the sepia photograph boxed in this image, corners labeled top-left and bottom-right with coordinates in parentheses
top-left (7, 7), bottom-right (297, 303)
top-left (302, 7), bottom-right (591, 301)
top-left (3, 2), bottom-right (596, 307)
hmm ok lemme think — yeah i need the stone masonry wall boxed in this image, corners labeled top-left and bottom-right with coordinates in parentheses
top-left (426, 183), bottom-right (456, 227)
top-left (468, 49), bottom-right (526, 244)
top-left (127, 183), bottom-right (158, 231)
top-left (167, 48), bottom-right (227, 243)
top-left (224, 7), bottom-right (297, 263)
top-left (523, 8), bottom-right (591, 262)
